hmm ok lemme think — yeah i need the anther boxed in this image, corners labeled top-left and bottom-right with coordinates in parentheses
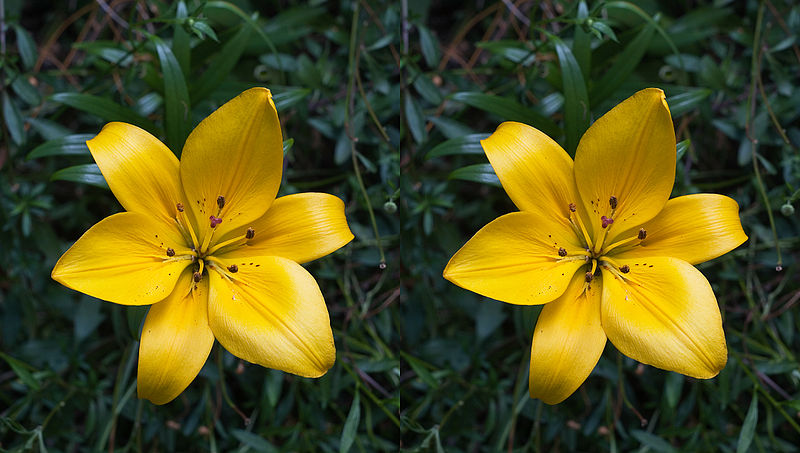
top-left (193, 271), bottom-right (202, 282)
top-left (609, 196), bottom-right (618, 210)
top-left (569, 203), bottom-right (577, 212)
top-left (176, 202), bottom-right (184, 212)
top-left (246, 227), bottom-right (255, 239)
top-left (209, 215), bottom-right (223, 228)
top-left (638, 228), bottom-right (647, 240)
top-left (227, 264), bottom-right (238, 273)
top-left (620, 264), bottom-right (630, 273)
top-left (166, 248), bottom-right (175, 257)
top-left (558, 247), bottom-right (567, 257)
top-left (585, 271), bottom-right (594, 283)
top-left (217, 196), bottom-right (225, 209)
top-left (601, 215), bottom-right (614, 228)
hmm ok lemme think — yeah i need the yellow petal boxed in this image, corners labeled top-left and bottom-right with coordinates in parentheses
top-left (574, 88), bottom-right (676, 241)
top-left (600, 257), bottom-right (727, 378)
top-left (611, 194), bottom-right (748, 265)
top-left (137, 269), bottom-right (214, 405)
top-left (443, 211), bottom-right (587, 305)
top-left (207, 256), bottom-right (335, 377)
top-left (51, 212), bottom-right (192, 305)
top-left (216, 193), bottom-right (353, 263)
top-left (481, 121), bottom-right (578, 217)
top-left (180, 88), bottom-right (284, 243)
top-left (530, 271), bottom-right (605, 404)
top-left (86, 122), bottom-right (182, 224)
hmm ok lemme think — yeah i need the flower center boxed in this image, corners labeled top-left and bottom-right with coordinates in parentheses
top-left (557, 196), bottom-right (649, 287)
top-left (164, 199), bottom-right (256, 282)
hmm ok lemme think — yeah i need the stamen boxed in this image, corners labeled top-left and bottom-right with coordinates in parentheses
top-left (600, 215), bottom-right (614, 229)
top-left (166, 248), bottom-right (175, 257)
top-left (177, 202), bottom-right (184, 212)
top-left (558, 247), bottom-right (567, 257)
top-left (227, 264), bottom-right (238, 273)
top-left (217, 196), bottom-right (225, 210)
top-left (193, 271), bottom-right (202, 282)
top-left (246, 227), bottom-right (255, 239)
top-left (567, 203), bottom-right (594, 251)
top-left (609, 196), bottom-right (618, 210)
top-left (569, 203), bottom-right (577, 213)
top-left (175, 203), bottom-right (199, 249)
top-left (638, 228), bottom-right (647, 240)
top-left (585, 271), bottom-right (594, 283)
top-left (620, 264), bottom-right (630, 273)
top-left (209, 215), bottom-right (223, 228)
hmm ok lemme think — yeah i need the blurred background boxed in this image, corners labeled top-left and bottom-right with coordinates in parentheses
top-left (1, 0), bottom-right (398, 451)
top-left (402, 0), bottom-right (800, 451)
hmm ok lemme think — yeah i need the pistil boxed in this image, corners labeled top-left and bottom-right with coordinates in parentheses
top-left (175, 202), bottom-right (200, 250)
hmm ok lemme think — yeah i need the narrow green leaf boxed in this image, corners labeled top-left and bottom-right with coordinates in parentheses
top-left (404, 94), bottom-right (426, 144)
top-left (604, 1), bottom-right (683, 68)
top-left (736, 391), bottom-right (758, 453)
top-left (11, 75), bottom-right (42, 106)
top-left (152, 36), bottom-right (191, 154)
top-left (676, 139), bottom-right (690, 161)
top-left (28, 134), bottom-right (94, 159)
top-left (589, 22), bottom-right (655, 106)
top-left (417, 24), bottom-right (440, 68)
top-left (231, 429), bottom-right (279, 452)
top-left (273, 88), bottom-right (311, 111)
top-left (51, 164), bottom-right (109, 189)
top-left (631, 430), bottom-right (678, 453)
top-left (426, 133), bottom-right (489, 158)
top-left (3, 93), bottom-right (26, 145)
top-left (282, 138), bottom-right (293, 155)
top-left (667, 89), bottom-right (712, 117)
top-left (173, 1), bottom-right (191, 75)
top-left (191, 23), bottom-right (253, 102)
top-left (51, 92), bottom-right (157, 132)
top-left (573, 1), bottom-right (592, 77)
top-left (401, 352), bottom-right (439, 388)
top-left (448, 163), bottom-right (501, 187)
top-left (450, 92), bottom-right (560, 137)
top-left (0, 352), bottom-right (40, 390)
top-left (26, 118), bottom-right (71, 140)
top-left (552, 35), bottom-right (590, 155)
top-left (339, 391), bottom-right (361, 453)
top-left (13, 25), bottom-right (38, 70)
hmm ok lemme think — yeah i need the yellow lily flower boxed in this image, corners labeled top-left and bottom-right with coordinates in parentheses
top-left (52, 88), bottom-right (354, 405)
top-left (443, 88), bottom-right (747, 404)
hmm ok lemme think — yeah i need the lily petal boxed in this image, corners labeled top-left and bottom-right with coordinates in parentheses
top-left (86, 122), bottom-right (182, 224)
top-left (611, 194), bottom-right (748, 265)
top-left (530, 271), bottom-right (605, 404)
top-left (481, 122), bottom-right (578, 218)
top-left (600, 257), bottom-right (727, 378)
top-left (52, 212), bottom-right (192, 305)
top-left (574, 88), bottom-right (676, 240)
top-left (180, 87), bottom-right (283, 242)
top-left (217, 193), bottom-right (353, 264)
top-left (443, 211), bottom-right (587, 305)
top-left (137, 269), bottom-right (214, 405)
top-left (207, 256), bottom-right (335, 377)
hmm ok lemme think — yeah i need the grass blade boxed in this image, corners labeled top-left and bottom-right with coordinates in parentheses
top-left (27, 134), bottom-right (94, 159)
top-left (551, 34), bottom-right (590, 155)
top-left (51, 164), bottom-right (108, 189)
top-left (152, 36), bottom-right (191, 154)
top-left (448, 163), bottom-right (501, 187)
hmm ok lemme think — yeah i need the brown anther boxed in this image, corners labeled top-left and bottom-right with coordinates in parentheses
top-left (193, 272), bottom-right (202, 282)
top-left (609, 196), bottom-right (618, 210)
top-left (620, 264), bottom-right (630, 273)
top-left (246, 227), bottom-right (255, 239)
top-left (585, 271), bottom-right (594, 283)
top-left (227, 264), bottom-right (239, 273)
top-left (176, 202), bottom-right (184, 212)
top-left (166, 248), bottom-right (175, 257)
top-left (569, 203), bottom-right (577, 212)
top-left (217, 196), bottom-right (225, 209)
top-left (638, 228), bottom-right (647, 240)
top-left (558, 247), bottom-right (567, 257)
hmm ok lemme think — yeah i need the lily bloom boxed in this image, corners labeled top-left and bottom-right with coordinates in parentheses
top-left (52, 88), bottom-right (353, 404)
top-left (443, 88), bottom-right (747, 404)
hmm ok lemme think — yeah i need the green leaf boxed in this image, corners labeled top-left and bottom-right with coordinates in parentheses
top-left (676, 139), bottom-right (690, 161)
top-left (0, 352), bottom-right (40, 390)
top-left (282, 138), bottom-right (294, 155)
top-left (27, 134), bottom-right (94, 159)
top-left (604, 1), bottom-right (683, 68)
top-left (417, 24), bottom-right (440, 68)
top-left (273, 88), bottom-right (311, 111)
top-left (231, 429), bottom-right (279, 452)
top-left (573, 1), bottom-right (592, 76)
top-left (667, 89), bottom-right (712, 117)
top-left (552, 35), bottom-right (590, 155)
top-left (404, 94), bottom-right (427, 144)
top-left (51, 164), bottom-right (109, 189)
top-left (589, 21), bottom-right (655, 106)
top-left (3, 93), bottom-right (26, 145)
top-left (736, 391), bottom-right (758, 453)
top-left (51, 92), bottom-right (157, 132)
top-left (13, 25), bottom-right (38, 70)
top-left (631, 430), bottom-right (678, 453)
top-left (426, 133), bottom-right (489, 158)
top-left (173, 1), bottom-right (191, 75)
top-left (450, 92), bottom-right (560, 137)
top-left (448, 163), bottom-right (501, 187)
top-left (152, 36), bottom-right (191, 154)
top-left (190, 22), bottom-right (253, 103)
top-left (11, 75), bottom-right (42, 106)
top-left (401, 352), bottom-right (439, 388)
top-left (339, 390), bottom-right (361, 453)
